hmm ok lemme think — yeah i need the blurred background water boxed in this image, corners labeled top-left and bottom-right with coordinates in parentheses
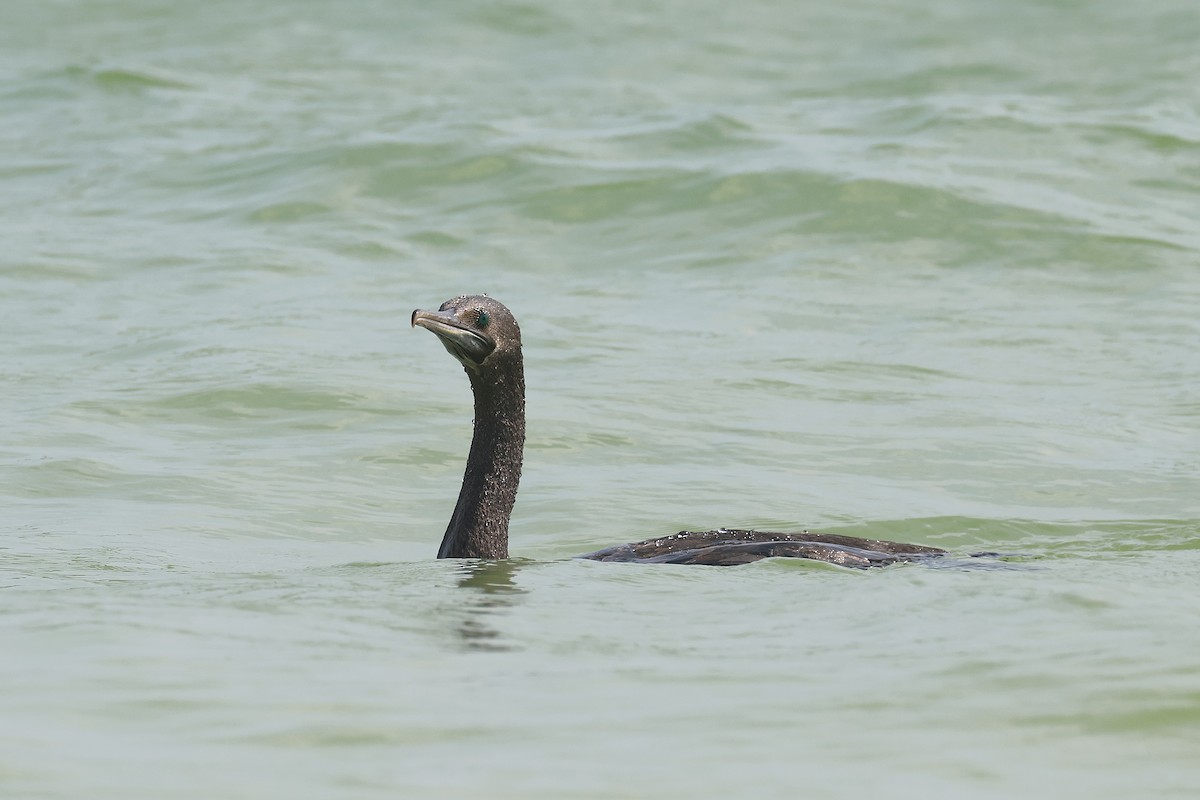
top-left (2, 1), bottom-right (1199, 798)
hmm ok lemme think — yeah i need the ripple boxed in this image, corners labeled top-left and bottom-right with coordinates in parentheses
top-left (84, 66), bottom-right (193, 93)
top-left (154, 384), bottom-right (365, 418)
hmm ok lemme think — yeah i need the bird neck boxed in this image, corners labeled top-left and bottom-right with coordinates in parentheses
top-left (438, 354), bottom-right (525, 559)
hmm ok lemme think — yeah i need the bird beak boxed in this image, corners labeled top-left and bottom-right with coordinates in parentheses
top-left (412, 308), bottom-right (496, 368)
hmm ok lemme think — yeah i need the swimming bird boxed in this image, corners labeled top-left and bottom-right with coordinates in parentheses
top-left (412, 295), bottom-right (945, 567)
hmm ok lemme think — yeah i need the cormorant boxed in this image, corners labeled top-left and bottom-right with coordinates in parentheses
top-left (412, 295), bottom-right (944, 567)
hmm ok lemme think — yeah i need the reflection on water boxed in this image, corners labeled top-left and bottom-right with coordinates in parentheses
top-left (452, 559), bottom-right (529, 651)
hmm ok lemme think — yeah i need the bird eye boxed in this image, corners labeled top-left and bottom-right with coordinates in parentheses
top-left (475, 309), bottom-right (489, 328)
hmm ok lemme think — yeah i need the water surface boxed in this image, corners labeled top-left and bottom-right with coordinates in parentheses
top-left (3, 1), bottom-right (1199, 798)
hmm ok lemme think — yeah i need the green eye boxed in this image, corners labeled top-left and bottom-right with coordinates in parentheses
top-left (475, 309), bottom-right (489, 328)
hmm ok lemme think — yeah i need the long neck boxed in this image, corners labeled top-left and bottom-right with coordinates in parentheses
top-left (438, 353), bottom-right (525, 559)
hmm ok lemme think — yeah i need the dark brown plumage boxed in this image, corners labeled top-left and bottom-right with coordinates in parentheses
top-left (413, 294), bottom-right (944, 567)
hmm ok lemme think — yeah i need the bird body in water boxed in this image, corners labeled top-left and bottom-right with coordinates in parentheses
top-left (412, 295), bottom-right (945, 567)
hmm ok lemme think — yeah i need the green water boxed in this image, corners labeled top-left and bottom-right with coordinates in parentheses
top-left (3, 1), bottom-right (1199, 797)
